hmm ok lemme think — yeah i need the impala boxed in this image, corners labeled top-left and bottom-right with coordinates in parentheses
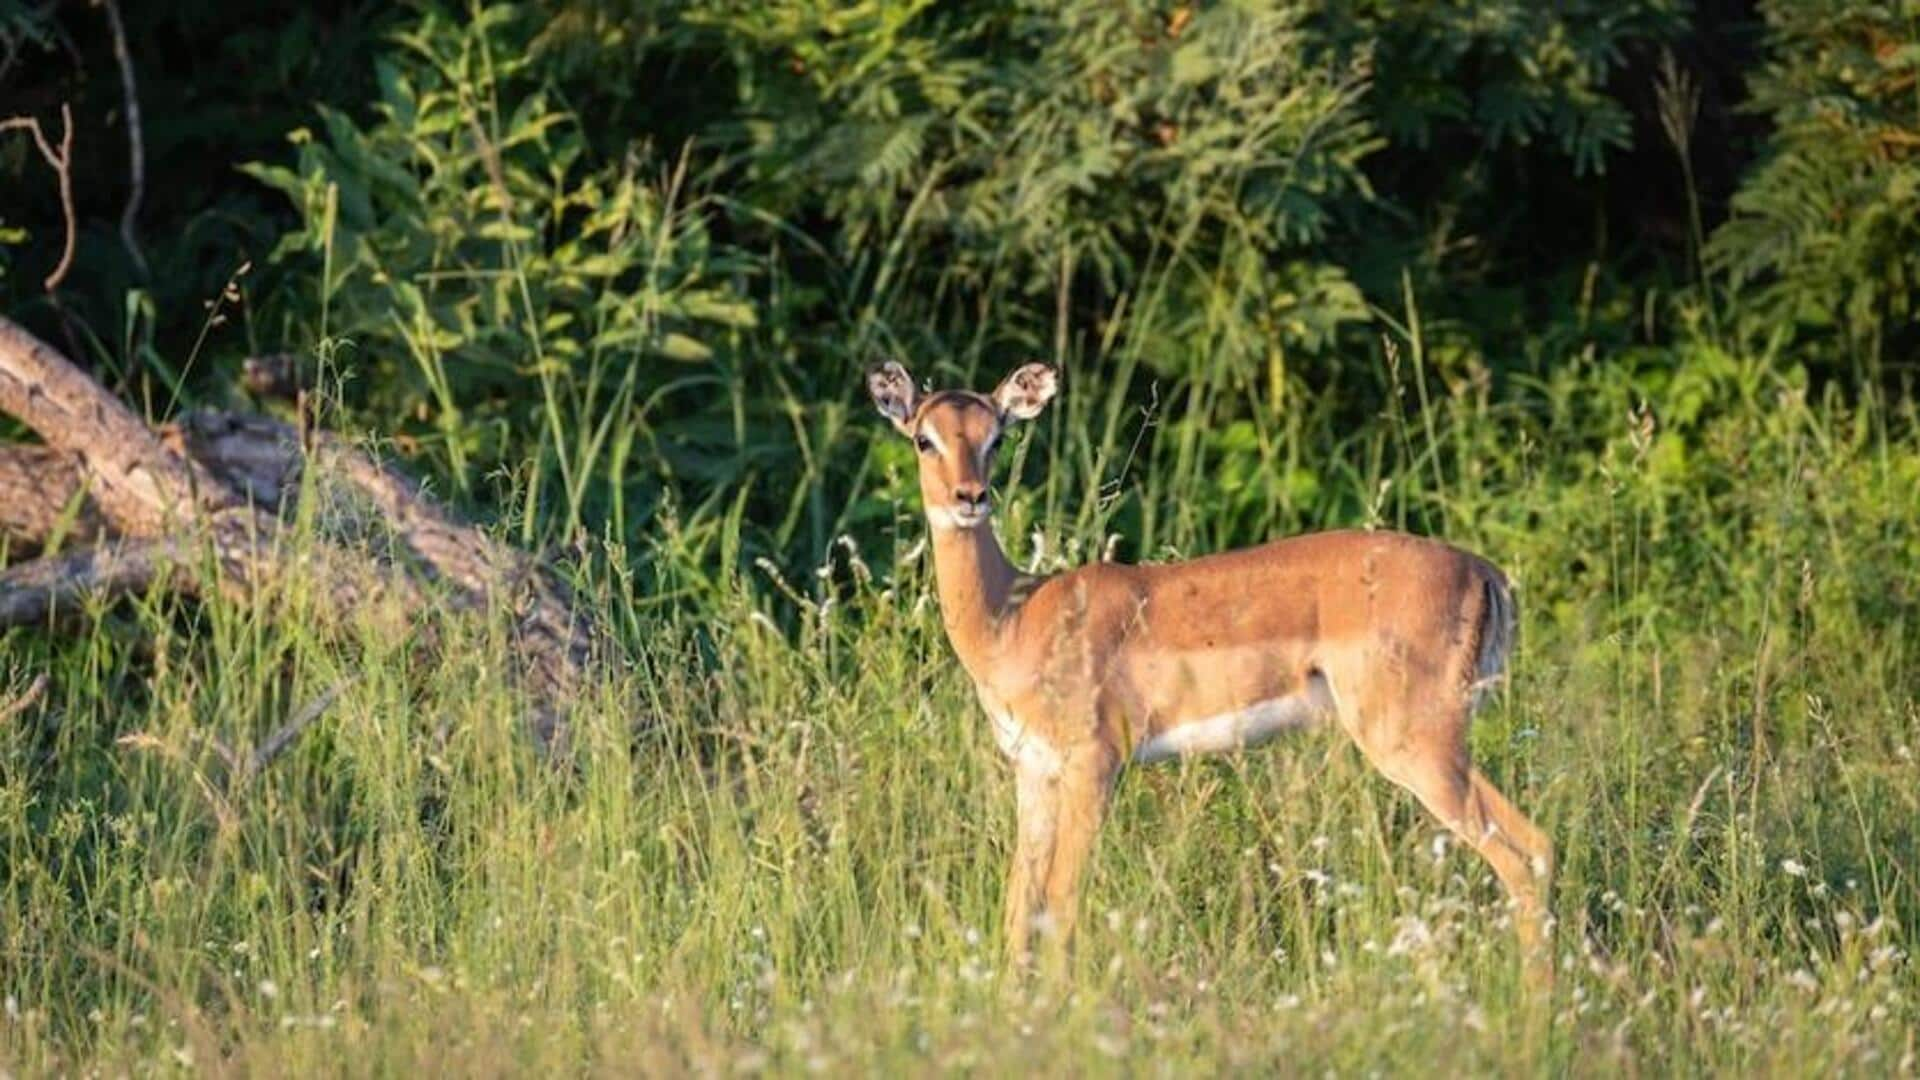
top-left (868, 359), bottom-right (1554, 981)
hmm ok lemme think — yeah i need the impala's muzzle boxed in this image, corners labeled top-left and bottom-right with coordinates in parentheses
top-left (934, 485), bottom-right (992, 529)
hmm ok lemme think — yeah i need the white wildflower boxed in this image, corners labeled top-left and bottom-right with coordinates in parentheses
top-left (1388, 916), bottom-right (1435, 958)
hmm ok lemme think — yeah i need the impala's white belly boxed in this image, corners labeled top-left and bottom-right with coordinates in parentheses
top-left (1131, 693), bottom-right (1324, 765)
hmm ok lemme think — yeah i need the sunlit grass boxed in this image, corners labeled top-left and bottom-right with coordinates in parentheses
top-left (3, 334), bottom-right (1915, 1074)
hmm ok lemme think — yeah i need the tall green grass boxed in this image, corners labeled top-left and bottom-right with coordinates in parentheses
top-left (3, 306), bottom-right (1916, 1072)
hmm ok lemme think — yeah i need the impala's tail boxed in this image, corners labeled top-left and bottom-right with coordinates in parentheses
top-left (1469, 562), bottom-right (1516, 711)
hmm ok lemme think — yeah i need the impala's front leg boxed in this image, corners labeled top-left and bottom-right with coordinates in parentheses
top-left (1003, 762), bottom-right (1057, 970)
top-left (1034, 745), bottom-right (1118, 978)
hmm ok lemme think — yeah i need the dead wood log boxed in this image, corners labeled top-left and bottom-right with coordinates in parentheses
top-left (0, 444), bottom-right (109, 552)
top-left (0, 317), bottom-right (226, 531)
top-left (0, 535), bottom-right (195, 626)
top-left (0, 316), bottom-right (599, 752)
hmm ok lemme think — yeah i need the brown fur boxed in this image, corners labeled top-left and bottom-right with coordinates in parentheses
top-left (867, 361), bottom-right (1554, 983)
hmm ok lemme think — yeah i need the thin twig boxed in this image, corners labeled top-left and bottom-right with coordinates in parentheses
top-left (0, 673), bottom-right (50, 723)
top-left (0, 104), bottom-right (77, 291)
top-left (100, 0), bottom-right (148, 277)
top-left (248, 678), bottom-right (351, 775)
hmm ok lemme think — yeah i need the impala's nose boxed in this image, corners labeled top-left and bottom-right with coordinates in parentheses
top-left (954, 485), bottom-right (989, 513)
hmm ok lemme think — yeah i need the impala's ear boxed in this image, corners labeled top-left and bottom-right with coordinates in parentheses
top-left (992, 361), bottom-right (1058, 422)
top-left (866, 360), bottom-right (918, 435)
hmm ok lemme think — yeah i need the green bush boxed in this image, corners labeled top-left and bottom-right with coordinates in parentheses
top-left (698, 2), bottom-right (1376, 289)
top-left (245, 5), bottom-right (759, 531)
top-left (1317, 0), bottom-right (1689, 172)
top-left (1709, 0), bottom-right (1920, 370)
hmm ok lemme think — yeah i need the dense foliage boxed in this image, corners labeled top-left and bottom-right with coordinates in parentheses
top-left (1707, 0), bottom-right (1920, 370)
top-left (4, 0), bottom-right (1741, 563)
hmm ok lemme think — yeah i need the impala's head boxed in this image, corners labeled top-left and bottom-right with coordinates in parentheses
top-left (867, 359), bottom-right (1059, 530)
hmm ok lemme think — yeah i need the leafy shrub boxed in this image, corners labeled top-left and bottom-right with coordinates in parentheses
top-left (690, 0), bottom-right (1382, 377)
top-left (246, 5), bottom-right (758, 529)
top-left (1316, 0), bottom-right (1689, 173)
top-left (1708, 0), bottom-right (1920, 369)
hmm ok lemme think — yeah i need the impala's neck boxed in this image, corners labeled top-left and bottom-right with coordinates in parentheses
top-left (927, 518), bottom-right (1020, 682)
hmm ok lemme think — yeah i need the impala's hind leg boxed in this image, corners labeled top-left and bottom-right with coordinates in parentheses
top-left (1348, 692), bottom-right (1553, 985)
top-left (1385, 743), bottom-right (1554, 983)
top-left (1468, 769), bottom-right (1554, 897)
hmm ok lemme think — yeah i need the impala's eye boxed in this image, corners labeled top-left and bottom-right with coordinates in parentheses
top-left (914, 435), bottom-right (935, 454)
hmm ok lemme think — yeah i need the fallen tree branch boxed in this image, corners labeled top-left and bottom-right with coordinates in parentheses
top-left (0, 317), bottom-right (227, 531)
top-left (0, 444), bottom-right (109, 553)
top-left (173, 410), bottom-right (592, 742)
top-left (0, 535), bottom-right (193, 627)
top-left (0, 317), bottom-right (605, 752)
top-left (249, 678), bottom-right (351, 775)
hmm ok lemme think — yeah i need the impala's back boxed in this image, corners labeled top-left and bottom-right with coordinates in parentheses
top-left (997, 529), bottom-right (1513, 764)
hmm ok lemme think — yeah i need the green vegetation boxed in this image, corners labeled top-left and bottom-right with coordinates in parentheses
top-left (3, 1), bottom-right (1916, 1072)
